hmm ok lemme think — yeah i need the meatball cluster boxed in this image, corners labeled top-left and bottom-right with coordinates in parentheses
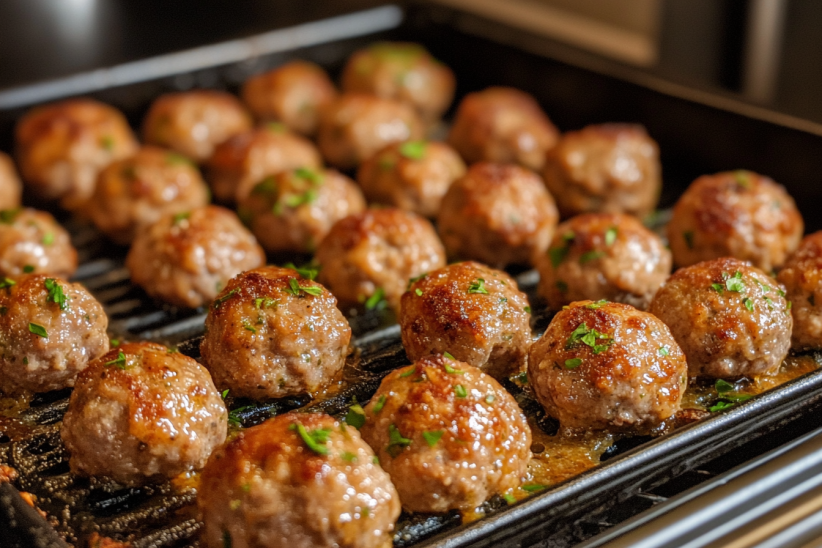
top-left (778, 232), bottom-right (822, 350)
top-left (0, 152), bottom-right (22, 210)
top-left (0, 208), bottom-right (77, 278)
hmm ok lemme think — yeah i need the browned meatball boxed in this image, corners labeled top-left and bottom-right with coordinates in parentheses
top-left (779, 232), bottom-right (822, 350)
top-left (0, 274), bottom-right (108, 393)
top-left (0, 208), bottom-right (77, 278)
top-left (206, 125), bottom-right (322, 203)
top-left (199, 412), bottom-right (399, 548)
top-left (536, 213), bottom-right (671, 311)
top-left (142, 90), bottom-right (253, 162)
top-left (15, 98), bottom-right (138, 210)
top-left (400, 262), bottom-right (531, 379)
top-left (360, 355), bottom-right (531, 513)
top-left (126, 205), bottom-right (265, 308)
top-left (356, 140), bottom-right (466, 218)
top-left (542, 124), bottom-right (661, 218)
top-left (61, 342), bottom-right (227, 486)
top-left (87, 146), bottom-right (210, 244)
top-left (0, 152), bottom-right (22, 210)
top-left (317, 93), bottom-right (424, 170)
top-left (649, 257), bottom-right (792, 378)
top-left (241, 60), bottom-right (338, 136)
top-left (315, 208), bottom-right (446, 311)
top-left (668, 171), bottom-right (803, 271)
top-left (447, 87), bottom-right (559, 172)
top-left (437, 162), bottom-right (558, 268)
top-left (528, 300), bottom-right (687, 432)
top-left (341, 42), bottom-right (456, 123)
top-left (200, 266), bottom-right (351, 400)
top-left (238, 167), bottom-right (366, 254)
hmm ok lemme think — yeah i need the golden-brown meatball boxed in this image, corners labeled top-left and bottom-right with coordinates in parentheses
top-left (400, 262), bottom-right (531, 379)
top-left (199, 413), bottom-right (400, 548)
top-left (359, 355), bottom-right (531, 513)
top-left (447, 87), bottom-right (559, 172)
top-left (87, 146), bottom-right (210, 244)
top-left (206, 125), bottom-right (322, 204)
top-left (528, 300), bottom-right (687, 432)
top-left (200, 266), bottom-right (352, 400)
top-left (341, 42), bottom-right (455, 123)
top-left (779, 232), bottom-right (822, 350)
top-left (317, 93), bottom-right (424, 170)
top-left (0, 208), bottom-right (77, 278)
top-left (61, 342), bottom-right (228, 486)
top-left (356, 140), bottom-right (466, 218)
top-left (668, 171), bottom-right (803, 271)
top-left (649, 257), bottom-right (792, 378)
top-left (142, 90), bottom-right (253, 162)
top-left (437, 162), bottom-right (558, 268)
top-left (542, 124), bottom-right (661, 218)
top-left (315, 208), bottom-right (446, 311)
top-left (241, 60), bottom-right (338, 135)
top-left (126, 205), bottom-right (265, 308)
top-left (0, 274), bottom-right (108, 393)
top-left (15, 98), bottom-right (138, 210)
top-left (536, 213), bottom-right (671, 311)
top-left (0, 152), bottom-right (22, 210)
top-left (238, 167), bottom-right (365, 254)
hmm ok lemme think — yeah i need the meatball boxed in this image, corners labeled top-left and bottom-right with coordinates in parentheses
top-left (341, 42), bottom-right (455, 123)
top-left (649, 257), bottom-right (792, 378)
top-left (437, 162), bottom-right (558, 268)
top-left (0, 208), bottom-right (77, 278)
top-left (542, 124), bottom-right (661, 218)
top-left (142, 90), bottom-right (253, 162)
top-left (668, 171), bottom-right (803, 271)
top-left (15, 98), bottom-right (138, 210)
top-left (238, 168), bottom-right (365, 254)
top-left (536, 213), bottom-right (671, 311)
top-left (126, 205), bottom-right (265, 308)
top-left (400, 262), bottom-right (531, 379)
top-left (199, 412), bottom-right (399, 548)
top-left (200, 266), bottom-right (351, 400)
top-left (241, 60), bottom-right (337, 135)
top-left (87, 146), bottom-right (210, 244)
top-left (360, 355), bottom-right (531, 513)
top-left (528, 300), bottom-right (687, 432)
top-left (779, 232), bottom-right (822, 350)
top-left (447, 87), bottom-right (559, 172)
top-left (0, 152), bottom-right (22, 210)
top-left (315, 208), bottom-right (446, 311)
top-left (206, 125), bottom-right (322, 203)
top-left (317, 93), bottom-right (424, 170)
top-left (61, 342), bottom-right (227, 485)
top-left (0, 274), bottom-right (108, 393)
top-left (356, 140), bottom-right (466, 218)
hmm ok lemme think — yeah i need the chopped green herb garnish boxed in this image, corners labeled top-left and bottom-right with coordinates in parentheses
top-left (579, 250), bottom-right (606, 264)
top-left (415, 288), bottom-right (423, 296)
top-left (777, 288), bottom-right (786, 298)
top-left (715, 379), bottom-right (734, 394)
top-left (658, 347), bottom-right (669, 357)
top-left (110, 338), bottom-right (120, 347)
top-left (524, 306), bottom-right (532, 314)
top-left (522, 484), bottom-right (547, 492)
top-left (585, 300), bottom-right (608, 310)
top-left (548, 246), bottom-right (569, 268)
top-left (221, 389), bottom-right (229, 399)
top-left (443, 351), bottom-right (455, 360)
top-left (0, 209), bottom-right (20, 224)
top-left (28, 322), bottom-right (48, 338)
top-left (709, 401), bottom-right (735, 412)
top-left (444, 361), bottom-right (464, 375)
top-left (468, 278), bottom-right (489, 294)
top-left (254, 297), bottom-right (279, 309)
top-left (734, 170), bottom-right (751, 188)
top-left (422, 430), bottom-right (444, 447)
top-left (364, 288), bottom-right (386, 310)
top-left (41, 232), bottom-right (54, 245)
top-left (683, 231), bottom-right (694, 249)
top-left (763, 296), bottom-right (774, 310)
top-left (341, 451), bottom-right (358, 463)
top-left (565, 322), bottom-right (613, 354)
top-left (291, 423), bottom-right (331, 455)
top-left (372, 395), bottom-right (387, 414)
top-left (213, 288), bottom-right (239, 308)
top-left (399, 140), bottom-right (426, 160)
top-left (387, 424), bottom-right (412, 457)
top-left (564, 358), bottom-right (582, 369)
top-left (283, 262), bottom-right (319, 280)
top-left (284, 188), bottom-right (319, 208)
top-left (294, 167), bottom-right (324, 185)
top-left (504, 493), bottom-right (517, 504)
top-left (743, 298), bottom-right (754, 311)
top-left (516, 372), bottom-right (529, 384)
top-left (346, 402), bottom-right (366, 429)
top-left (787, 301), bottom-right (793, 311)
top-left (285, 278), bottom-right (323, 297)
top-left (454, 384), bottom-right (468, 398)
top-left (172, 211), bottom-right (190, 225)
top-left (726, 271), bottom-right (745, 292)
top-left (399, 366), bottom-right (416, 378)
top-left (104, 351), bottom-right (127, 369)
top-left (407, 272), bottom-right (428, 289)
top-left (711, 283), bottom-right (725, 293)
top-left (242, 320), bottom-right (257, 333)
top-left (44, 278), bottom-right (68, 311)
top-left (605, 227), bottom-right (618, 246)
top-left (23, 265), bottom-right (34, 273)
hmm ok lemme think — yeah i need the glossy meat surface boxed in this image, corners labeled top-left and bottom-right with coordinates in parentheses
top-left (0, 208), bottom-right (77, 278)
top-left (779, 231), bottom-right (822, 350)
top-left (0, 152), bottom-right (22, 210)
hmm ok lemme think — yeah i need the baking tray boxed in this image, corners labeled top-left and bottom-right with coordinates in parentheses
top-left (3, 2), bottom-right (822, 547)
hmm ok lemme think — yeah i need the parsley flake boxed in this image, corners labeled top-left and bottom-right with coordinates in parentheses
top-left (0, 209), bottom-right (20, 224)
top-left (444, 361), bottom-right (464, 375)
top-left (399, 141), bottom-right (426, 160)
top-left (725, 271), bottom-right (745, 292)
top-left (242, 320), bottom-right (257, 333)
top-left (468, 278), bottom-right (489, 294)
top-left (294, 167), bottom-right (324, 185)
top-left (42, 232), bottom-right (54, 246)
top-left (213, 288), bottom-right (239, 309)
top-left (285, 278), bottom-right (322, 297)
top-left (564, 358), bottom-right (582, 369)
top-left (372, 395), bottom-right (387, 414)
top-left (221, 389), bottom-right (229, 399)
top-left (423, 430), bottom-right (444, 447)
top-left (283, 262), bottom-right (319, 280)
top-left (585, 300), bottom-right (608, 310)
top-left (341, 451), bottom-right (358, 463)
top-left (364, 288), bottom-right (386, 310)
top-left (28, 322), bottom-right (48, 338)
top-left (605, 227), bottom-right (618, 246)
top-left (291, 423), bottom-right (331, 455)
top-left (105, 351), bottom-right (127, 369)
top-left (407, 272), bottom-right (428, 289)
top-left (548, 246), bottom-right (569, 268)
top-left (580, 250), bottom-right (606, 264)
top-left (504, 493), bottom-right (517, 504)
top-left (23, 265), bottom-right (34, 273)
top-left (658, 347), bottom-right (669, 357)
top-left (711, 283), bottom-right (725, 293)
top-left (172, 211), bottom-right (190, 225)
top-left (387, 424), bottom-right (412, 457)
top-left (454, 384), bottom-right (468, 398)
top-left (524, 306), bottom-right (532, 313)
top-left (565, 322), bottom-right (613, 354)
top-left (399, 366), bottom-right (416, 378)
top-left (345, 401), bottom-right (366, 429)
top-left (443, 351), bottom-right (455, 360)
top-left (254, 297), bottom-right (279, 309)
top-left (522, 484), bottom-right (547, 492)
top-left (44, 278), bottom-right (68, 311)
top-left (415, 288), bottom-right (423, 296)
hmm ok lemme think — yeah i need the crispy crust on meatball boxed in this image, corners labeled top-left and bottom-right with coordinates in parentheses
top-left (437, 162), bottom-right (558, 268)
top-left (649, 257), bottom-right (792, 378)
top-left (359, 355), bottom-right (531, 513)
top-left (0, 152), bottom-right (22, 210)
top-left (778, 232), bottom-right (822, 350)
top-left (447, 87), bottom-right (559, 171)
top-left (142, 90), bottom-right (253, 162)
top-left (315, 208), bottom-right (446, 311)
top-left (400, 262), bottom-right (532, 379)
top-left (126, 205), bottom-right (265, 308)
top-left (61, 342), bottom-right (227, 486)
top-left (356, 140), bottom-right (466, 218)
top-left (199, 413), bottom-right (400, 548)
top-left (88, 146), bottom-right (210, 244)
top-left (536, 213), bottom-right (671, 311)
top-left (238, 167), bottom-right (366, 254)
top-left (667, 171), bottom-right (803, 271)
top-left (0, 208), bottom-right (77, 278)
top-left (15, 98), bottom-right (138, 210)
top-left (528, 300), bottom-right (687, 432)
top-left (200, 266), bottom-right (352, 400)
